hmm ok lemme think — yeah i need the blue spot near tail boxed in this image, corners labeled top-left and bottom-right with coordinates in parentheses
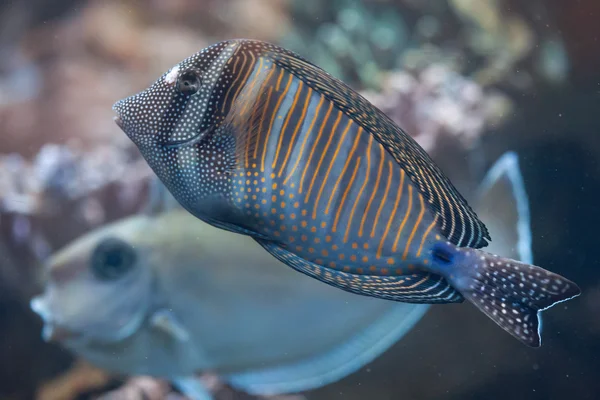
top-left (431, 243), bottom-right (454, 266)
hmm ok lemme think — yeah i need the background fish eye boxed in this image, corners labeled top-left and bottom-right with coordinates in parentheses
top-left (90, 237), bottom-right (137, 281)
top-left (177, 70), bottom-right (202, 95)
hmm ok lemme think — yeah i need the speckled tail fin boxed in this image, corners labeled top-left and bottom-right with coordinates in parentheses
top-left (445, 244), bottom-right (581, 347)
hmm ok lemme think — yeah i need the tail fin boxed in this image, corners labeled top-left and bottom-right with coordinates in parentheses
top-left (451, 248), bottom-right (581, 347)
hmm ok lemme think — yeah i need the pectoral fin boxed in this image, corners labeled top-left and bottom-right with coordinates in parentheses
top-left (150, 309), bottom-right (190, 342)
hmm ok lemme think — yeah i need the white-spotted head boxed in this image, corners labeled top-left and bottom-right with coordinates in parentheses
top-left (112, 39), bottom-right (243, 150)
top-left (112, 39), bottom-right (278, 212)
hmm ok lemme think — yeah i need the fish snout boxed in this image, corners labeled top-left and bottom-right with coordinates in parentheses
top-left (30, 296), bottom-right (51, 322)
top-left (30, 296), bottom-right (82, 343)
top-left (112, 99), bottom-right (127, 131)
top-left (112, 95), bottom-right (157, 139)
top-left (113, 115), bottom-right (124, 129)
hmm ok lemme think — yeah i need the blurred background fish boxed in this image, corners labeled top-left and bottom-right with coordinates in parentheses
top-left (30, 151), bottom-right (531, 400)
top-left (0, 1), bottom-right (599, 399)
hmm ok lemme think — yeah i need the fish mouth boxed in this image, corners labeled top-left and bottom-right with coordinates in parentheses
top-left (112, 99), bottom-right (127, 131)
top-left (30, 296), bottom-right (83, 343)
top-left (31, 290), bottom-right (151, 344)
top-left (113, 115), bottom-right (124, 130)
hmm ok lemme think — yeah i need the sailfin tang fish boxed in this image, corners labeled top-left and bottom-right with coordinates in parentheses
top-left (113, 39), bottom-right (580, 347)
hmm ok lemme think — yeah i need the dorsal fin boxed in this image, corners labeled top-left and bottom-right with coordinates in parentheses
top-left (249, 41), bottom-right (490, 248)
top-left (474, 151), bottom-right (532, 263)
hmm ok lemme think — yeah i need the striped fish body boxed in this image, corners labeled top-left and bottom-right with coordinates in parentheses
top-left (114, 39), bottom-right (581, 347)
top-left (227, 56), bottom-right (460, 303)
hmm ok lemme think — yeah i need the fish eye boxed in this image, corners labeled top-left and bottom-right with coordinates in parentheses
top-left (177, 70), bottom-right (202, 95)
top-left (91, 237), bottom-right (137, 281)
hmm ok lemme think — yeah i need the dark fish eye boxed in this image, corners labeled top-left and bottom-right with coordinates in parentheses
top-left (177, 70), bottom-right (202, 95)
top-left (91, 237), bottom-right (137, 281)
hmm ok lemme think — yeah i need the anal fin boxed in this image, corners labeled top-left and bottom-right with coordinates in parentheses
top-left (254, 240), bottom-right (463, 304)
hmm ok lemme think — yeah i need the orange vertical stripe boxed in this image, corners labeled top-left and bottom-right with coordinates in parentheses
top-left (370, 161), bottom-right (393, 238)
top-left (326, 125), bottom-right (361, 216)
top-left (250, 67), bottom-right (276, 161)
top-left (221, 52), bottom-right (246, 113)
top-left (393, 184), bottom-right (412, 252)
top-left (272, 81), bottom-right (304, 169)
top-left (315, 120), bottom-right (355, 219)
top-left (286, 95), bottom-right (325, 187)
top-left (261, 74), bottom-right (292, 172)
top-left (275, 68), bottom-right (285, 91)
top-left (337, 158), bottom-right (362, 241)
top-left (277, 87), bottom-right (313, 177)
top-left (417, 215), bottom-right (438, 257)
top-left (403, 193), bottom-right (426, 260)
top-left (253, 87), bottom-right (273, 161)
top-left (377, 169), bottom-right (404, 259)
top-left (230, 52), bottom-right (255, 112)
top-left (301, 104), bottom-right (335, 201)
top-left (239, 58), bottom-right (264, 117)
top-left (359, 143), bottom-right (385, 237)
top-left (242, 60), bottom-right (269, 167)
top-left (306, 111), bottom-right (342, 206)
top-left (345, 130), bottom-right (370, 241)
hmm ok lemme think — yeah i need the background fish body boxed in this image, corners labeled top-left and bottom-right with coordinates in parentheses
top-left (137, 210), bottom-right (410, 375)
top-left (32, 209), bottom-right (427, 380)
top-left (113, 39), bottom-right (580, 347)
top-left (32, 151), bottom-right (536, 398)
